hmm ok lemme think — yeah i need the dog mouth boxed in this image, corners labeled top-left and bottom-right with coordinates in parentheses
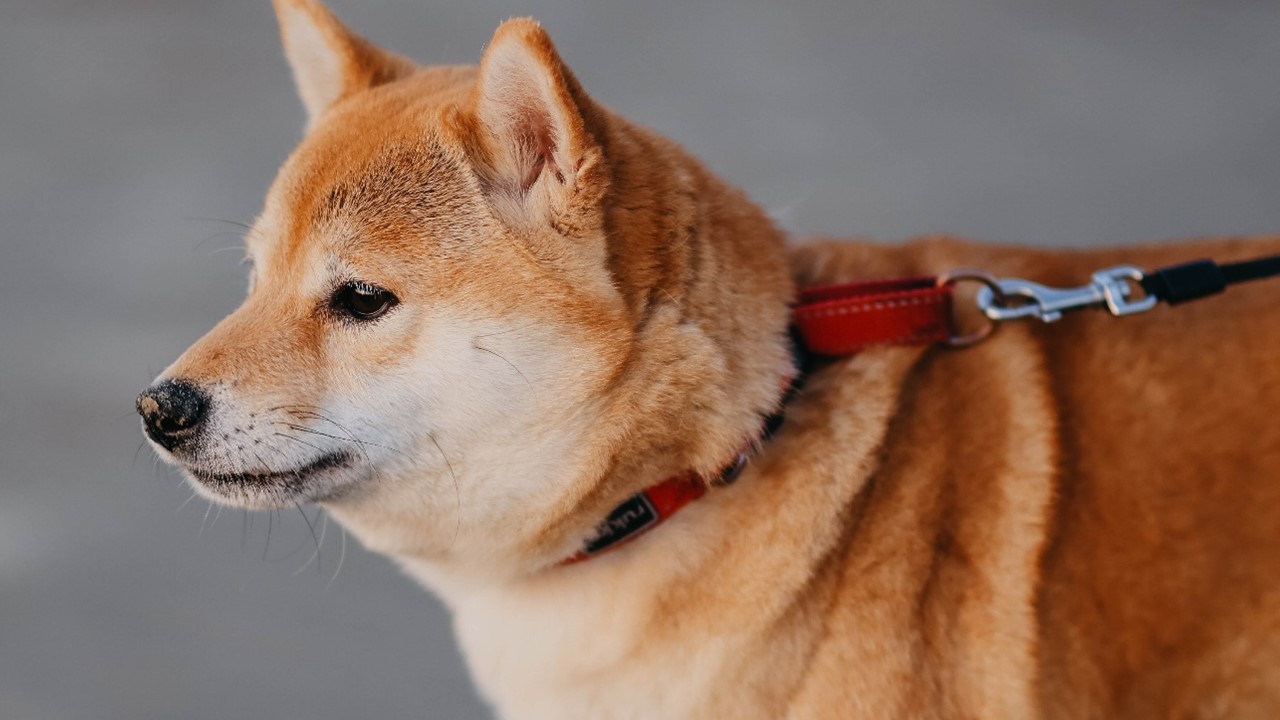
top-left (186, 451), bottom-right (355, 506)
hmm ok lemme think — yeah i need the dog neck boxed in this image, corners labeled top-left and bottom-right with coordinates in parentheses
top-left (517, 112), bottom-right (799, 570)
top-left (399, 347), bottom-right (923, 720)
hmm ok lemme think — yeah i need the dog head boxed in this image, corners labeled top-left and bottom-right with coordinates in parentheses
top-left (139, 0), bottom-right (792, 574)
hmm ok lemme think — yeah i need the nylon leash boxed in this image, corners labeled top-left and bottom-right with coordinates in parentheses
top-left (1141, 256), bottom-right (1280, 305)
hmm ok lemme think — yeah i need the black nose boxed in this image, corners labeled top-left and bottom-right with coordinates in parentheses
top-left (136, 378), bottom-right (209, 450)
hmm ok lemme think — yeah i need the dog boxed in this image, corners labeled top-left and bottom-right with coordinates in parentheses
top-left (137, 1), bottom-right (1280, 717)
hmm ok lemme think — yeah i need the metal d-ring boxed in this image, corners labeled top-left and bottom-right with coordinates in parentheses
top-left (937, 269), bottom-right (1005, 347)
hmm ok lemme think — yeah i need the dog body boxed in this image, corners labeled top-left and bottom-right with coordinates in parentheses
top-left (138, 2), bottom-right (1280, 717)
top-left (417, 235), bottom-right (1280, 720)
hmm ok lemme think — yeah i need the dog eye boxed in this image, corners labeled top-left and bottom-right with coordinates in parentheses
top-left (332, 281), bottom-right (398, 321)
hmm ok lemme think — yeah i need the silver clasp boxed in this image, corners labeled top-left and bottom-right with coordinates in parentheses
top-left (976, 265), bottom-right (1157, 323)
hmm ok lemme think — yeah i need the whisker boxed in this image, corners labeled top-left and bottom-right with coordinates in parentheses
top-left (269, 406), bottom-right (455, 545)
top-left (473, 344), bottom-right (531, 385)
top-left (264, 510), bottom-right (273, 560)
top-left (178, 489), bottom-right (200, 512)
top-left (277, 415), bottom-right (405, 456)
top-left (187, 216), bottom-right (254, 230)
top-left (426, 432), bottom-right (463, 551)
top-left (273, 431), bottom-right (326, 456)
top-left (473, 323), bottom-right (538, 340)
top-left (269, 508), bottom-right (317, 563)
top-left (268, 403), bottom-right (334, 415)
top-left (192, 231), bottom-right (245, 253)
top-left (286, 411), bottom-right (385, 490)
top-left (199, 500), bottom-right (214, 536)
top-left (327, 527), bottom-right (348, 590)
top-left (285, 419), bottom-right (414, 480)
top-left (132, 440), bottom-right (147, 471)
top-left (292, 502), bottom-right (323, 576)
top-left (278, 423), bottom-right (382, 489)
top-left (206, 244), bottom-right (249, 259)
top-left (279, 424), bottom-right (359, 446)
top-left (303, 512), bottom-right (329, 575)
top-left (278, 423), bottom-right (379, 485)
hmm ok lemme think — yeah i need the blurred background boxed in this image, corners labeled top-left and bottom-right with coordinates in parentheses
top-left (2, 0), bottom-right (1278, 718)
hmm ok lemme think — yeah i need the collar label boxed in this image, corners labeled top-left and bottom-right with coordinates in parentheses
top-left (583, 493), bottom-right (658, 555)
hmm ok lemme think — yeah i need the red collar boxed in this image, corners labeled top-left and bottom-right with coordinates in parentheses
top-left (559, 471), bottom-right (712, 566)
top-left (560, 275), bottom-right (955, 566)
top-left (792, 275), bottom-right (954, 353)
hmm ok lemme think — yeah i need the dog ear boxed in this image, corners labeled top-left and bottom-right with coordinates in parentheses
top-left (272, 0), bottom-right (416, 126)
top-left (466, 19), bottom-right (604, 218)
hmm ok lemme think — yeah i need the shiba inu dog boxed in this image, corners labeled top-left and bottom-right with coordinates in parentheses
top-left (137, 1), bottom-right (1280, 717)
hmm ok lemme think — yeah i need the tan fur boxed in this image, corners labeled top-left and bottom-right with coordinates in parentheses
top-left (143, 3), bottom-right (1280, 717)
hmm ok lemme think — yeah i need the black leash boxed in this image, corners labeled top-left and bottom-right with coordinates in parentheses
top-left (1140, 255), bottom-right (1280, 305)
top-left (943, 253), bottom-right (1280, 331)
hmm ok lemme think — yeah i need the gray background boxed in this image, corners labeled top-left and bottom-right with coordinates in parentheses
top-left (2, 0), bottom-right (1278, 718)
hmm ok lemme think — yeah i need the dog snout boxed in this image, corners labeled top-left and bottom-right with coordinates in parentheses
top-left (136, 378), bottom-right (210, 451)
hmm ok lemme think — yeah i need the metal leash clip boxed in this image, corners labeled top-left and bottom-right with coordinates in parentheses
top-left (939, 265), bottom-right (1158, 346)
top-left (976, 265), bottom-right (1157, 323)
top-left (942, 253), bottom-right (1280, 346)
